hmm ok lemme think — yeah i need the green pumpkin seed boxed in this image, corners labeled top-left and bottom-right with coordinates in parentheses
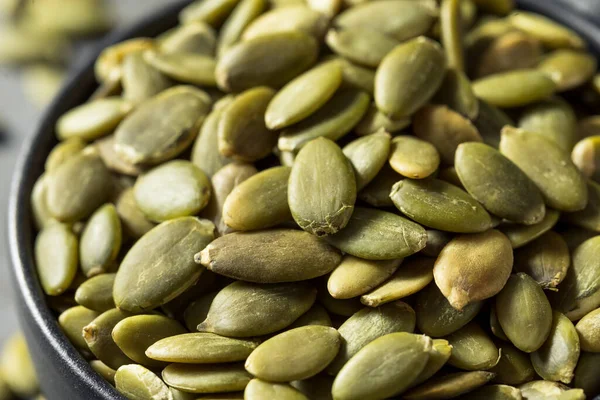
top-left (115, 188), bottom-right (156, 240)
top-left (115, 86), bottom-right (212, 165)
top-left (115, 364), bottom-right (172, 400)
top-left (531, 311), bottom-right (580, 384)
top-left (183, 291), bottom-right (219, 332)
top-left (307, 0), bottom-right (341, 16)
top-left (290, 375), bottom-right (334, 400)
top-left (245, 380), bottom-right (308, 400)
top-left (538, 50), bottom-right (597, 92)
top-left (513, 231), bottom-right (570, 289)
top-left (455, 142), bottom-right (546, 224)
top-left (446, 322), bottom-right (500, 371)
top-left (500, 126), bottom-right (588, 212)
top-left (496, 273), bottom-right (553, 353)
top-left (404, 371), bottom-right (496, 400)
top-left (94, 38), bottom-right (155, 83)
top-left (180, 0), bottom-right (242, 26)
top-left (90, 360), bottom-right (116, 385)
top-left (58, 306), bottom-right (99, 351)
top-left (0, 334), bottom-right (39, 398)
top-left (440, 0), bottom-right (464, 71)
top-left (357, 164), bottom-right (401, 207)
top-left (411, 339), bottom-right (453, 388)
top-left (391, 178), bottom-right (492, 233)
top-left (460, 384), bottom-right (522, 400)
top-left (216, 31), bottom-right (318, 92)
top-left (473, 99), bottom-right (513, 148)
top-left (388, 135), bottom-right (440, 180)
top-left (332, 333), bottom-right (432, 400)
top-left (499, 208), bottom-right (560, 249)
top-left (518, 98), bottom-right (577, 152)
top-left (327, 256), bottom-right (401, 300)
top-left (197, 229), bottom-right (341, 282)
top-left (375, 36), bottom-right (447, 119)
top-left (289, 303), bottom-right (332, 329)
top-left (45, 138), bottom-right (86, 173)
top-left (573, 352), bottom-right (600, 396)
top-left (433, 69), bottom-right (479, 120)
top-left (112, 314), bottom-right (187, 367)
top-left (416, 283), bottom-right (483, 337)
top-left (564, 180), bottom-right (600, 233)
top-left (278, 88), bottom-right (370, 152)
top-left (554, 236), bottom-right (600, 321)
top-left (337, 57), bottom-right (375, 95)
top-left (160, 21), bottom-right (217, 55)
top-left (198, 281), bottom-right (316, 337)
top-left (342, 131), bottom-right (391, 191)
top-left (74, 273), bottom-right (116, 312)
top-left (0, 25), bottom-right (69, 65)
top-left (519, 380), bottom-right (585, 400)
top-left (34, 223), bottom-right (78, 296)
top-left (114, 217), bottom-right (215, 313)
top-left (202, 163), bottom-right (258, 234)
top-left (243, 6), bottom-right (328, 41)
top-left (217, 0), bottom-right (266, 56)
top-left (575, 308), bottom-right (600, 352)
top-left (121, 52), bottom-right (173, 104)
top-left (434, 229), bottom-right (513, 310)
top-left (572, 136), bottom-right (600, 182)
top-left (82, 309), bottom-right (134, 370)
top-left (354, 104), bottom-right (411, 135)
top-left (413, 104), bottom-right (483, 164)
top-left (79, 204), bottom-right (122, 277)
top-left (162, 364), bottom-right (252, 394)
top-left (217, 86), bottom-right (277, 162)
top-left (327, 301), bottom-right (416, 374)
top-left (146, 332), bottom-right (258, 364)
top-left (318, 286), bottom-right (364, 317)
top-left (490, 343), bottom-right (535, 385)
top-left (509, 11), bottom-right (585, 49)
top-left (143, 50), bottom-right (216, 86)
top-left (361, 257), bottom-right (434, 307)
top-left (46, 149), bottom-right (112, 222)
top-left (325, 207), bottom-right (427, 260)
top-left (96, 135), bottom-right (145, 177)
top-left (473, 69), bottom-right (557, 108)
top-left (326, 27), bottom-right (399, 68)
top-left (334, 0), bottom-right (437, 42)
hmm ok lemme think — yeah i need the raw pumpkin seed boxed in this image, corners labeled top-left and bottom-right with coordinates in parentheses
top-left (519, 380), bottom-right (585, 400)
top-left (389, 135), bottom-right (440, 180)
top-left (513, 231), bottom-right (570, 289)
top-left (538, 50), bottom-right (597, 92)
top-left (403, 371), bottom-right (495, 400)
top-left (440, 0), bottom-right (464, 72)
top-left (572, 137), bottom-right (600, 183)
top-left (433, 69), bottom-right (479, 120)
top-left (460, 384), bottom-right (522, 400)
top-left (74, 273), bottom-right (116, 312)
top-left (410, 339), bottom-right (453, 388)
top-left (34, 222), bottom-right (78, 296)
top-left (115, 364), bottom-right (172, 400)
top-left (82, 309), bottom-right (134, 370)
top-left (490, 343), bottom-right (535, 385)
top-left (499, 208), bottom-right (560, 249)
top-left (191, 102), bottom-right (234, 178)
top-left (357, 164), bottom-right (401, 207)
top-left (342, 131), bottom-right (391, 190)
top-left (518, 97), bottom-right (577, 152)
top-left (121, 52), bottom-right (173, 104)
top-left (162, 363), bottom-right (252, 394)
top-left (217, 0), bottom-right (265, 56)
top-left (160, 21), bottom-right (217, 55)
top-left (58, 306), bottom-right (99, 351)
top-left (242, 5), bottom-right (328, 41)
top-left (508, 11), bottom-right (585, 49)
top-left (472, 69), bottom-right (557, 108)
top-left (179, 0), bottom-right (242, 26)
top-left (245, 379), bottom-right (308, 400)
top-left (354, 104), bottom-right (411, 135)
top-left (143, 50), bottom-right (217, 86)
top-left (90, 361), bottom-right (116, 386)
top-left (115, 188), bottom-right (156, 240)
top-left (79, 204), bottom-right (122, 277)
top-left (575, 308), bottom-right (600, 352)
top-left (45, 138), bottom-right (85, 172)
top-left (446, 322), bottom-right (500, 371)
top-left (325, 27), bottom-right (399, 68)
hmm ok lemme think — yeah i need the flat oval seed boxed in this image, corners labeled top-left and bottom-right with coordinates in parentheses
top-left (518, 97), bottom-right (577, 152)
top-left (391, 178), bottom-right (492, 233)
top-left (455, 142), bottom-right (545, 224)
top-left (496, 273), bottom-right (553, 353)
top-left (327, 301), bottom-right (416, 374)
top-left (460, 384), bottom-right (522, 400)
top-left (440, 0), bottom-right (464, 71)
top-left (218, 86), bottom-right (277, 162)
top-left (266, 61), bottom-right (342, 130)
top-left (289, 137), bottom-right (356, 236)
top-left (576, 308), bottom-right (600, 352)
top-left (45, 138), bottom-right (86, 172)
top-left (80, 204), bottom-right (122, 277)
top-left (361, 257), bottom-right (434, 307)
top-left (278, 88), bottom-right (370, 152)
top-left (114, 217), bottom-right (215, 313)
top-left (179, 0), bottom-right (242, 26)
top-left (325, 207), bottom-right (427, 260)
top-left (554, 236), bottom-right (600, 321)
top-left (500, 208), bottom-right (560, 249)
top-left (162, 364), bottom-right (252, 394)
top-left (403, 371), bottom-right (496, 400)
top-left (433, 69), bottom-right (479, 120)
top-left (327, 256), bottom-right (401, 299)
top-left (242, 6), bottom-right (328, 41)
top-left (83, 309), bottom-right (134, 370)
top-left (198, 281), bottom-right (316, 337)
top-left (34, 223), bottom-right (78, 296)
top-left (490, 343), bottom-right (535, 385)
top-left (562, 180), bottom-right (600, 240)
top-left (143, 50), bottom-right (217, 86)
top-left (191, 101), bottom-right (234, 178)
top-left (446, 322), bottom-right (500, 371)
top-left (325, 27), bottom-right (399, 68)
top-left (115, 86), bottom-right (212, 165)
top-left (332, 333), bottom-right (432, 400)
top-left (246, 326), bottom-right (340, 381)
top-left (216, 31), bottom-right (318, 92)
top-left (146, 333), bottom-right (258, 364)
top-left (342, 131), bottom-right (391, 191)
top-left (520, 380), bottom-right (585, 400)
top-left (90, 361), bottom-right (116, 385)
top-left (116, 188), bottom-right (156, 240)
top-left (389, 135), bottom-right (440, 180)
top-left (134, 161), bottom-right (211, 223)
top-left (413, 104), bottom-right (483, 165)
top-left (514, 231), bottom-right (570, 289)
top-left (245, 379), bottom-right (308, 400)
top-left (115, 364), bottom-right (173, 400)
top-left (334, 0), bottom-right (437, 41)
top-left (289, 303), bottom-right (332, 329)
top-left (509, 11), bottom-right (585, 49)
top-left (411, 339), bottom-right (453, 387)
top-left (75, 273), bottom-right (116, 312)
top-left (58, 306), bottom-right (99, 350)
top-left (358, 165), bottom-right (402, 208)
top-left (416, 283), bottom-right (483, 337)
top-left (160, 21), bottom-right (217, 55)
top-left (572, 136), bottom-right (600, 182)
top-left (222, 166), bottom-right (290, 231)
top-left (56, 97), bottom-right (132, 141)
top-left (573, 352), bottom-right (600, 397)
top-left (531, 311), bottom-right (580, 384)
top-left (500, 126), bottom-right (588, 212)
top-left (473, 69), bottom-right (557, 108)
top-left (217, 0), bottom-right (266, 56)
top-left (112, 314), bottom-right (187, 367)
top-left (435, 230), bottom-right (513, 310)
top-left (46, 150), bottom-right (112, 222)
top-left (122, 52), bottom-right (173, 104)
top-left (375, 36), bottom-right (447, 119)
top-left (307, 0), bottom-right (341, 16)
top-left (318, 289), bottom-right (363, 317)
top-left (183, 291), bottom-right (219, 332)
top-left (0, 334), bottom-right (39, 398)
top-left (197, 229), bottom-right (341, 283)
top-left (337, 57), bottom-right (375, 95)
top-left (355, 104), bottom-right (411, 136)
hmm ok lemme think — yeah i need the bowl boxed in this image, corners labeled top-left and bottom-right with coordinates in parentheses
top-left (7, 0), bottom-right (600, 399)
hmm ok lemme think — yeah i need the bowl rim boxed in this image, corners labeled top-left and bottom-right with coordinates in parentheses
top-left (7, 0), bottom-right (600, 399)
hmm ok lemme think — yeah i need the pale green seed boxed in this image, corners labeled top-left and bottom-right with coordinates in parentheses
top-left (509, 11), bottom-right (585, 49)
top-left (518, 98), bottom-right (578, 152)
top-left (460, 384), bottom-right (522, 400)
top-left (403, 371), bottom-right (496, 400)
top-left (572, 136), bottom-right (600, 183)
top-left (242, 5), bottom-right (329, 41)
top-left (490, 343), bottom-right (535, 385)
top-left (575, 308), bottom-right (600, 352)
top-left (446, 322), bottom-right (500, 371)
top-left (162, 364), bottom-right (252, 394)
top-left (35, 223), bottom-right (78, 296)
top-left (499, 209), bottom-right (560, 249)
top-left (74, 273), bottom-right (116, 312)
top-left (358, 165), bottom-right (402, 208)
top-left (159, 21), bottom-right (217, 55)
top-left (79, 204), bottom-right (122, 277)
top-left (115, 364), bottom-right (173, 400)
top-left (121, 52), bottom-right (173, 104)
top-left (389, 135), bottom-right (440, 180)
top-left (326, 27), bottom-right (399, 68)
top-left (0, 334), bottom-right (39, 398)
top-left (179, 0), bottom-right (242, 26)
top-left (564, 181), bottom-right (600, 232)
top-left (337, 57), bottom-right (375, 95)
top-left (143, 50), bottom-right (216, 86)
top-left (217, 0), bottom-right (266, 55)
top-left (307, 0), bottom-right (341, 16)
top-left (433, 69), bottom-right (479, 120)
top-left (90, 360), bottom-right (116, 385)
top-left (519, 380), bottom-right (585, 400)
top-left (31, 174), bottom-right (54, 230)
top-left (342, 131), bottom-right (391, 190)
top-left (440, 0), bottom-right (464, 71)
top-left (58, 306), bottom-right (99, 350)
top-left (0, 25), bottom-right (69, 64)
top-left (94, 38), bottom-right (155, 83)
top-left (473, 69), bottom-right (557, 108)
top-left (355, 104), bottom-right (411, 136)
top-left (318, 287), bottom-right (364, 317)
top-left (45, 138), bottom-right (86, 172)
top-left (410, 339), bottom-right (453, 388)
top-left (288, 304), bottom-right (332, 329)
top-left (245, 379), bottom-right (308, 400)
top-left (191, 101), bottom-right (234, 178)
top-left (513, 231), bottom-right (570, 289)
top-left (115, 188), bottom-right (156, 240)
top-left (82, 309), bottom-right (134, 370)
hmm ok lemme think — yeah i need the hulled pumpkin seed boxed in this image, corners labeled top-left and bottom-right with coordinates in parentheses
top-left (410, 339), bottom-right (453, 388)
top-left (94, 38), bottom-right (155, 83)
top-left (460, 384), bottom-right (522, 400)
top-left (191, 102), bottom-right (234, 178)
top-left (473, 69), bottom-right (557, 108)
top-left (242, 5), bottom-right (328, 41)
top-left (143, 50), bottom-right (217, 86)
top-left (422, 230), bottom-right (453, 258)
top-left (115, 188), bottom-right (156, 240)
top-left (217, 0), bottom-right (266, 56)
top-left (446, 322), bottom-right (500, 371)
top-left (82, 309), bottom-right (134, 370)
top-left (79, 204), bottom-right (122, 277)
top-left (513, 231), bottom-right (570, 289)
top-left (74, 273), bottom-right (116, 312)
top-left (539, 50), bottom-right (597, 92)
top-left (162, 364), bottom-right (252, 394)
top-left (433, 69), bottom-right (479, 120)
top-left (337, 57), bottom-right (375, 95)
top-left (499, 208), bottom-right (560, 249)
top-left (179, 0), bottom-right (242, 26)
top-left (490, 343), bottom-right (535, 385)
top-left (96, 135), bottom-right (145, 177)
top-left (289, 304), bottom-right (332, 329)
top-left (0, 334), bottom-right (39, 398)
top-left (327, 256), bottom-right (401, 299)
top-left (508, 11), bottom-right (585, 49)
top-left (121, 52), bottom-right (173, 104)
top-left (440, 0), bottom-right (464, 72)
top-left (354, 104), bottom-right (411, 135)
top-left (518, 98), bottom-right (577, 152)
top-left (564, 181), bottom-right (600, 233)
top-left (58, 306), bottom-right (99, 351)
top-left (519, 380), bottom-right (585, 400)
top-left (572, 136), bottom-right (600, 183)
top-left (473, 99), bottom-right (513, 148)
top-left (160, 21), bottom-right (217, 55)
top-left (183, 291), bottom-right (219, 332)
top-left (575, 308), bottom-right (600, 352)
top-left (246, 380), bottom-right (308, 400)
top-left (404, 371), bottom-right (496, 400)
top-left (389, 135), bottom-right (440, 180)
top-left (90, 361), bottom-right (116, 386)
top-left (342, 131), bottom-right (391, 190)
top-left (34, 223), bottom-right (78, 296)
top-left (325, 27), bottom-right (399, 68)
top-left (318, 287), bottom-right (363, 317)
top-left (45, 138), bottom-right (86, 173)
top-left (115, 364), bottom-right (173, 400)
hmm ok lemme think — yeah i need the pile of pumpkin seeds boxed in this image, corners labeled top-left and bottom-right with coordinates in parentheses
top-left (28, 0), bottom-right (600, 398)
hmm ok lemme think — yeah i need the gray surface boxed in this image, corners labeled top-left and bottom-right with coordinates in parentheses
top-left (0, 0), bottom-right (167, 344)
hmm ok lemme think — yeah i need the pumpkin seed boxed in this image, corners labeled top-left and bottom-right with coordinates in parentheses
top-left (162, 364), bottom-right (252, 394)
top-left (326, 27), bottom-right (399, 68)
top-left (143, 50), bottom-right (217, 86)
top-left (519, 380), bottom-right (585, 400)
top-left (389, 135), bottom-right (440, 180)
top-left (518, 98), bottom-right (577, 152)
top-left (122, 52), bottom-right (173, 104)
top-left (337, 57), bottom-right (375, 95)
top-left (538, 50), bottom-right (597, 92)
top-left (115, 188), bottom-right (156, 240)
top-left (473, 99), bottom-right (513, 148)
top-left (572, 137), bottom-right (600, 183)
top-left (74, 273), bottom-right (116, 312)
top-left (115, 364), bottom-right (173, 400)
top-left (290, 375), bottom-right (334, 400)
top-left (245, 379), bottom-right (308, 400)
top-left (357, 164), bottom-right (401, 207)
top-left (217, 0), bottom-right (266, 56)
top-left (90, 360), bottom-right (116, 386)
top-left (460, 384), bottom-right (522, 400)
top-left (45, 138), bottom-right (85, 173)
top-left (82, 309), bottom-right (134, 370)
top-left (242, 5), bottom-right (328, 41)
top-left (575, 308), bottom-right (600, 352)
top-left (160, 21), bottom-right (217, 55)
top-left (354, 104), bottom-right (411, 135)
top-left (499, 208), bottom-right (560, 249)
top-left (433, 69), bottom-right (479, 120)
top-left (0, 334), bottom-right (39, 398)
top-left (490, 343), bottom-right (535, 385)
top-left (410, 339), bottom-right (453, 388)
top-left (179, 0), bottom-right (242, 26)
top-left (34, 223), bottom-right (78, 296)
top-left (58, 306), bottom-right (99, 351)
top-left (440, 0), bottom-right (464, 72)
top-left (447, 322), bottom-right (500, 370)
top-left (513, 231), bottom-right (570, 289)
top-left (473, 69), bottom-right (557, 108)
top-left (403, 371), bottom-right (496, 400)
top-left (94, 38), bottom-right (155, 83)
top-left (79, 204), bottom-right (122, 277)
top-left (343, 131), bottom-right (391, 190)
top-left (508, 11), bottom-right (585, 49)
top-left (327, 256), bottom-right (401, 300)
top-left (289, 304), bottom-right (332, 329)
top-left (472, 31), bottom-right (541, 79)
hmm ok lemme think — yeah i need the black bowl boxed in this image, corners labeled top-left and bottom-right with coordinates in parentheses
top-left (7, 1), bottom-right (600, 399)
